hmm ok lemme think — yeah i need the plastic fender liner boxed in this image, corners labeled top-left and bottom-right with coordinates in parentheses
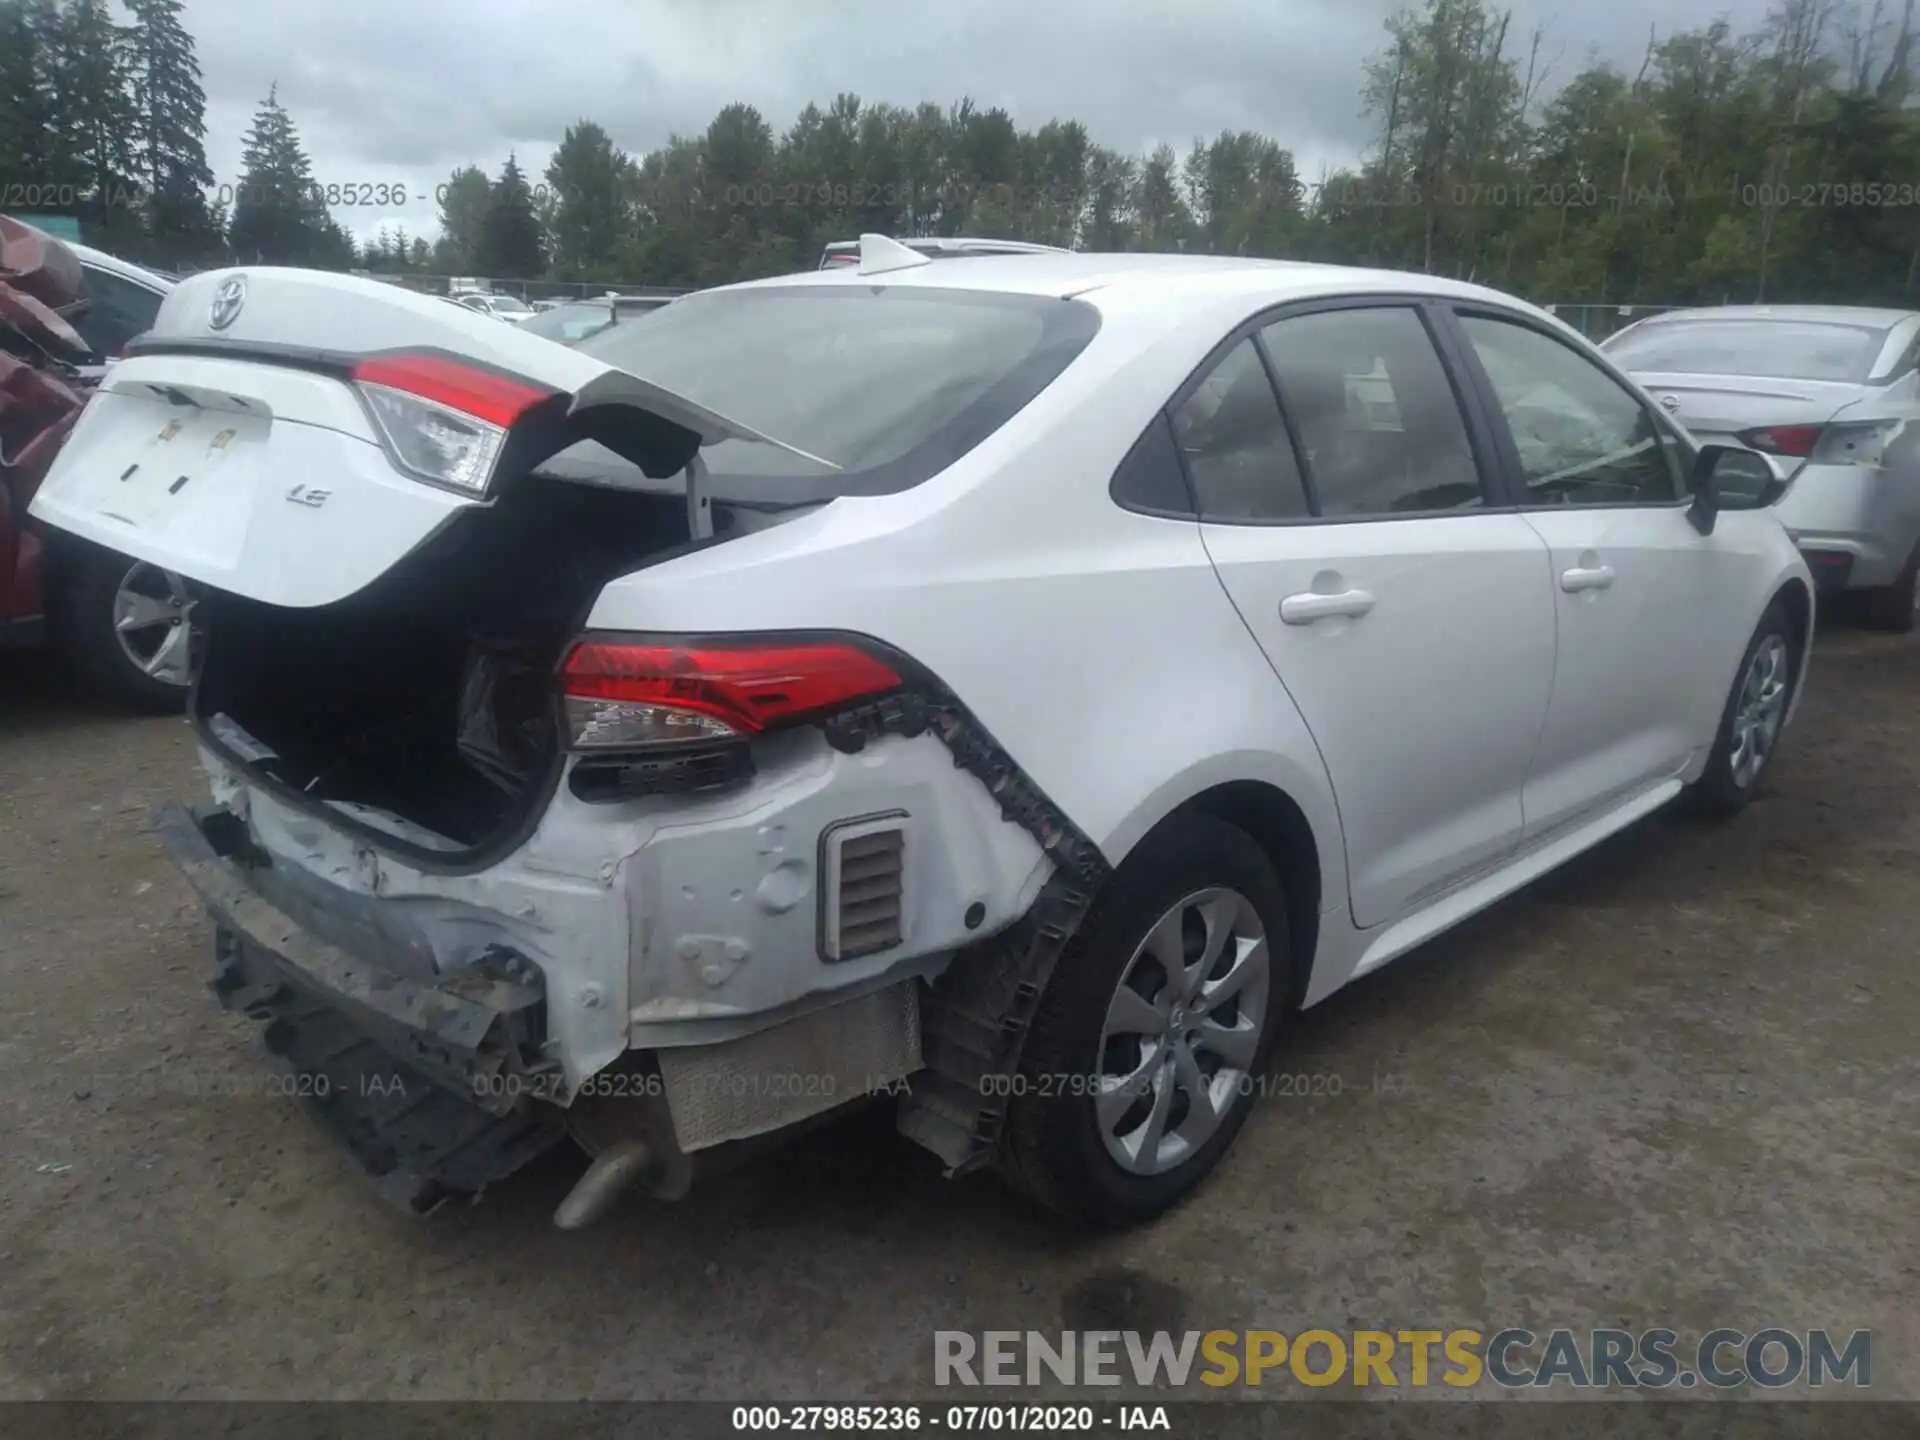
top-left (821, 678), bottom-right (1114, 1175)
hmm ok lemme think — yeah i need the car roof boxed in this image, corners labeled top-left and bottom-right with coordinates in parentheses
top-left (1632, 304), bottom-right (1919, 329)
top-left (724, 249), bottom-right (1551, 318)
top-left (26, 232), bottom-right (173, 293)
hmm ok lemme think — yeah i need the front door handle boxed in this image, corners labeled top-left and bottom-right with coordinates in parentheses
top-left (1280, 588), bottom-right (1376, 625)
top-left (1560, 564), bottom-right (1616, 593)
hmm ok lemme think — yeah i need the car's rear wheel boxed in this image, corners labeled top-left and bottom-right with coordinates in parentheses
top-left (996, 812), bottom-right (1290, 1227)
top-left (1683, 599), bottom-right (1799, 818)
top-left (58, 549), bottom-right (201, 712)
top-left (1861, 539), bottom-right (1919, 633)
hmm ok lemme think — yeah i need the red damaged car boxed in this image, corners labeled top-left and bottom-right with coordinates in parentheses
top-left (1, 215), bottom-right (197, 709)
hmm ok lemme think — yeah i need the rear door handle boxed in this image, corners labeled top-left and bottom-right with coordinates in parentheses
top-left (1280, 588), bottom-right (1376, 625)
top-left (1560, 564), bottom-right (1616, 593)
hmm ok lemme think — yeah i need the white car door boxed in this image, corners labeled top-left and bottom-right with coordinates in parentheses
top-left (1448, 309), bottom-right (1766, 843)
top-left (1189, 302), bottom-right (1556, 930)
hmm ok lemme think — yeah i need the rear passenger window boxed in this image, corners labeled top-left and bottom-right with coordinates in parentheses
top-left (1110, 414), bottom-right (1194, 514)
top-left (1170, 338), bottom-right (1309, 521)
top-left (1261, 307), bottom-right (1486, 517)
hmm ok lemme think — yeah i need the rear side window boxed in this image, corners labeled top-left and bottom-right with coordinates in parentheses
top-left (71, 264), bottom-right (165, 359)
top-left (575, 286), bottom-right (1100, 499)
top-left (1262, 307), bottom-right (1485, 517)
top-left (1170, 337), bottom-right (1309, 521)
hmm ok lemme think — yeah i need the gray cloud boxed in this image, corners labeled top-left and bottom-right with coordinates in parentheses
top-left (178, 0), bottom-right (1777, 246)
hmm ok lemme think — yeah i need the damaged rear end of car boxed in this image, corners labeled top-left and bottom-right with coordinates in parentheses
top-left (32, 263), bottom-right (1104, 1222)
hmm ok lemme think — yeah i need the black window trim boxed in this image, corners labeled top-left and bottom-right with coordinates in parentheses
top-left (1105, 410), bottom-right (1199, 521)
top-left (1440, 302), bottom-right (1697, 514)
top-left (1110, 290), bottom-right (1522, 527)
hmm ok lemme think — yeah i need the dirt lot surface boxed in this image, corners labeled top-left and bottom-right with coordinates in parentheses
top-left (0, 627), bottom-right (1915, 1403)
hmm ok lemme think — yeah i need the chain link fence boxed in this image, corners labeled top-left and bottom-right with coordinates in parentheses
top-left (1539, 303), bottom-right (1685, 341)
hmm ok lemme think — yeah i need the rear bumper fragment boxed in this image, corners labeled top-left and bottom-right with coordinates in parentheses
top-left (154, 800), bottom-right (568, 1211)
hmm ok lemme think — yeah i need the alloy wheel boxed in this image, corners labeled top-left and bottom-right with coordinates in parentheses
top-left (112, 562), bottom-right (201, 688)
top-left (1094, 886), bottom-right (1270, 1177)
top-left (1728, 633), bottom-right (1789, 789)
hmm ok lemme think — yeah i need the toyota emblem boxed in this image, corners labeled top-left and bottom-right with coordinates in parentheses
top-left (209, 274), bottom-right (247, 330)
top-left (1658, 393), bottom-right (1681, 412)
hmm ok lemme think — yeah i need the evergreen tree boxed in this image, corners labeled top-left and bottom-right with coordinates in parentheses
top-left (47, 0), bottom-right (142, 248)
top-left (0, 0), bottom-right (70, 196)
top-left (476, 152), bottom-right (544, 277)
top-left (227, 84), bottom-right (331, 264)
top-left (434, 164), bottom-right (490, 271)
top-left (545, 120), bottom-right (631, 277)
top-left (126, 0), bottom-right (218, 264)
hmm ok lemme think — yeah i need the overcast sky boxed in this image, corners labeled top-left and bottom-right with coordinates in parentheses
top-left (180, 0), bottom-right (1777, 248)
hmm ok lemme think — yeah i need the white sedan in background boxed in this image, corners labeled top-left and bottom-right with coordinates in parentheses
top-left (1604, 304), bottom-right (1920, 629)
top-left (31, 238), bottom-right (1812, 1230)
top-left (450, 290), bottom-right (536, 322)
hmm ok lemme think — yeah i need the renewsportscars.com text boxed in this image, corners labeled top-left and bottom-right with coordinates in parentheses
top-left (934, 1327), bottom-right (1871, 1389)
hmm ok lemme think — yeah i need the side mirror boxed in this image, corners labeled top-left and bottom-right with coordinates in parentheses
top-left (1687, 444), bottom-right (1786, 536)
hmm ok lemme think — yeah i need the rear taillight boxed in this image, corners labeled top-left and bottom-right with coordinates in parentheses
top-left (1737, 418), bottom-right (1906, 468)
top-left (559, 636), bottom-right (903, 751)
top-left (351, 351), bottom-right (555, 495)
top-left (1736, 424), bottom-right (1824, 457)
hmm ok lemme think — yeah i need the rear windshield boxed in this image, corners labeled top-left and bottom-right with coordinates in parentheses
top-left (1605, 319), bottom-right (1887, 383)
top-left (572, 285), bottom-right (1100, 499)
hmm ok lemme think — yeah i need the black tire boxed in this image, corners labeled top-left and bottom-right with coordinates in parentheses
top-left (1861, 540), bottom-right (1919, 633)
top-left (996, 812), bottom-right (1291, 1227)
top-left (53, 546), bottom-right (197, 713)
top-left (1683, 598), bottom-right (1800, 818)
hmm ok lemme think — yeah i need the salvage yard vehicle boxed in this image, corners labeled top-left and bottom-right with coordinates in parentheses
top-left (0, 216), bottom-right (200, 708)
top-left (1603, 304), bottom-right (1920, 630)
top-left (29, 235), bottom-right (1814, 1229)
top-left (516, 292), bottom-right (676, 345)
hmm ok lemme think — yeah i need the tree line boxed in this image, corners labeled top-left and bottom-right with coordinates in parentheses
top-left (7, 0), bottom-right (1920, 306)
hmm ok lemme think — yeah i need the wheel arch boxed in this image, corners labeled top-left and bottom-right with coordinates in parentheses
top-left (1111, 775), bottom-right (1331, 1012)
top-left (1770, 573), bottom-right (1815, 726)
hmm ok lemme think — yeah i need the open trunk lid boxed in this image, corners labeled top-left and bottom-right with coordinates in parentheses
top-left (28, 266), bottom-right (817, 609)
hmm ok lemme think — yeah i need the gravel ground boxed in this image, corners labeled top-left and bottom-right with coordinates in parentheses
top-left (0, 626), bottom-right (1915, 1402)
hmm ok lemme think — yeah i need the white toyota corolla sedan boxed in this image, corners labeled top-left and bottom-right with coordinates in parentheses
top-left (30, 237), bottom-right (1813, 1229)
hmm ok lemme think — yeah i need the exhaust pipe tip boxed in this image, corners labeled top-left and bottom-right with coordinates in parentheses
top-left (553, 1137), bottom-right (655, 1231)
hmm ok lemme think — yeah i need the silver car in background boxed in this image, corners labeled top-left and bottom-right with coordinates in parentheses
top-left (1603, 305), bottom-right (1920, 630)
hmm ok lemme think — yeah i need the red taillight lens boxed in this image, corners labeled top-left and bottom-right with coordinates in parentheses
top-left (352, 352), bottom-right (553, 428)
top-left (1737, 424), bottom-right (1824, 458)
top-left (559, 637), bottom-right (903, 750)
top-left (350, 352), bottom-right (555, 495)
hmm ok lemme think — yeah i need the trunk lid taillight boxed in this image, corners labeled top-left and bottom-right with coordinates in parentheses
top-left (351, 352), bottom-right (556, 495)
top-left (558, 636), bottom-right (903, 751)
